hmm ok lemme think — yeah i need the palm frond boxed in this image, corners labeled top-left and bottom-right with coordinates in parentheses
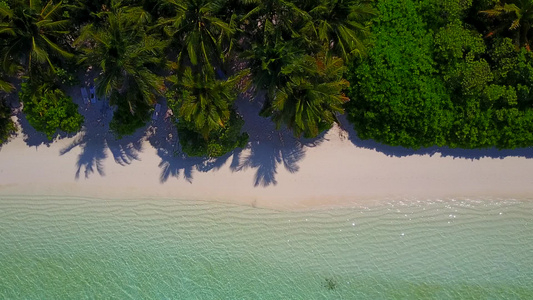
top-left (0, 1), bottom-right (13, 18)
top-left (0, 26), bottom-right (15, 35)
top-left (30, 37), bottom-right (49, 64)
top-left (41, 1), bottom-right (63, 20)
top-left (0, 78), bottom-right (14, 93)
top-left (36, 19), bottom-right (69, 31)
top-left (41, 34), bottom-right (74, 58)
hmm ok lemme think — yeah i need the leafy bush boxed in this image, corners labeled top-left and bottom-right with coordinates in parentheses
top-left (19, 82), bottom-right (84, 139)
top-left (346, 0), bottom-right (533, 149)
top-left (0, 99), bottom-right (16, 144)
top-left (176, 111), bottom-right (249, 157)
top-left (167, 66), bottom-right (249, 157)
top-left (109, 94), bottom-right (151, 138)
top-left (107, 85), bottom-right (154, 138)
top-left (346, 0), bottom-right (453, 148)
top-left (55, 67), bottom-right (80, 86)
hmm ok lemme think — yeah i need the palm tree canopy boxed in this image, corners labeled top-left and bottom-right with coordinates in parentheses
top-left (301, 0), bottom-right (375, 61)
top-left (75, 1), bottom-right (166, 112)
top-left (271, 53), bottom-right (349, 137)
top-left (242, 39), bottom-right (304, 106)
top-left (480, 0), bottom-right (533, 48)
top-left (241, 0), bottom-right (310, 45)
top-left (0, 1), bottom-right (15, 36)
top-left (159, 0), bottom-right (234, 73)
top-left (0, 1), bottom-right (15, 92)
top-left (2, 0), bottom-right (73, 74)
top-left (170, 67), bottom-right (246, 139)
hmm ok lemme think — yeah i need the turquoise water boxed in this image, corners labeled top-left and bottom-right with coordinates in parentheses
top-left (0, 196), bottom-right (532, 299)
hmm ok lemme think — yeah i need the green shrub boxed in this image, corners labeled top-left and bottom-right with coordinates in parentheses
top-left (20, 82), bottom-right (84, 139)
top-left (346, 0), bottom-right (452, 148)
top-left (176, 111), bottom-right (249, 157)
top-left (0, 99), bottom-right (16, 144)
top-left (346, 0), bottom-right (533, 149)
top-left (109, 90), bottom-right (151, 138)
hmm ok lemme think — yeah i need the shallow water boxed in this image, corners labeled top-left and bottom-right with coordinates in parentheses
top-left (0, 196), bottom-right (532, 299)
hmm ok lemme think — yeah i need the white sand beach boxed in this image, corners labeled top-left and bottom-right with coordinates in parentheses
top-left (1, 92), bottom-right (533, 210)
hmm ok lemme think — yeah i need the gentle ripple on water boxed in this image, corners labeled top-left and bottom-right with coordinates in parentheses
top-left (0, 196), bottom-right (532, 299)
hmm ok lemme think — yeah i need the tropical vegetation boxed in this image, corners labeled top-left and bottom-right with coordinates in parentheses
top-left (346, 0), bottom-right (533, 149)
top-left (0, 0), bottom-right (533, 156)
top-left (19, 81), bottom-right (84, 139)
top-left (166, 67), bottom-right (249, 156)
top-left (74, 1), bottom-right (167, 136)
top-left (0, 98), bottom-right (15, 144)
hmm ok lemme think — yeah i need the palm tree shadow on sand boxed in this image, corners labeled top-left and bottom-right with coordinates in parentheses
top-left (337, 115), bottom-right (533, 160)
top-left (146, 124), bottom-right (239, 183)
top-left (232, 132), bottom-right (311, 187)
top-left (16, 103), bottom-right (62, 148)
top-left (145, 99), bottom-right (243, 183)
top-left (147, 95), bottom-right (322, 187)
top-left (230, 95), bottom-right (325, 187)
top-left (59, 92), bottom-right (144, 179)
top-left (60, 132), bottom-right (108, 179)
top-left (53, 90), bottom-right (323, 185)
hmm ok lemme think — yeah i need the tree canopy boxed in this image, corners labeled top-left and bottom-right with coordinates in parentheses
top-left (346, 0), bottom-right (533, 149)
top-left (75, 1), bottom-right (166, 136)
top-left (2, 0), bottom-right (73, 77)
top-left (19, 82), bottom-right (84, 139)
top-left (1, 0), bottom-right (533, 153)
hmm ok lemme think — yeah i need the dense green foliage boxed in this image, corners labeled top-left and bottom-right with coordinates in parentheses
top-left (268, 54), bottom-right (349, 138)
top-left (75, 1), bottom-right (167, 137)
top-left (175, 111), bottom-right (249, 157)
top-left (158, 0), bottom-right (234, 73)
top-left (347, 0), bottom-right (452, 148)
top-left (1, 0), bottom-right (73, 78)
top-left (0, 1), bottom-right (15, 93)
top-left (0, 99), bottom-right (15, 144)
top-left (346, 0), bottom-right (533, 149)
top-left (19, 82), bottom-right (84, 139)
top-left (0, 0), bottom-right (375, 155)
top-left (167, 68), bottom-right (249, 156)
top-left (2, 0), bottom-right (533, 153)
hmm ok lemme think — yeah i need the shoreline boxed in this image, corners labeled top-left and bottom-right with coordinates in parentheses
top-left (1, 95), bottom-right (533, 210)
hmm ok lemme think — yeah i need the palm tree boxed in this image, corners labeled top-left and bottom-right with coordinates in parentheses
top-left (0, 76), bottom-right (12, 93)
top-left (481, 0), bottom-right (533, 50)
top-left (169, 67), bottom-right (246, 139)
top-left (240, 0), bottom-right (310, 46)
top-left (168, 67), bottom-right (249, 157)
top-left (242, 39), bottom-right (304, 114)
top-left (0, 1), bottom-right (15, 92)
top-left (0, 1), bottom-right (13, 35)
top-left (268, 53), bottom-right (349, 138)
top-left (2, 0), bottom-right (73, 76)
top-left (75, 1), bottom-right (166, 135)
top-left (0, 65), bottom-right (12, 92)
top-left (0, 1), bottom-right (15, 139)
top-left (300, 0), bottom-right (375, 61)
top-left (158, 0), bottom-right (235, 73)
top-left (0, 97), bottom-right (15, 144)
